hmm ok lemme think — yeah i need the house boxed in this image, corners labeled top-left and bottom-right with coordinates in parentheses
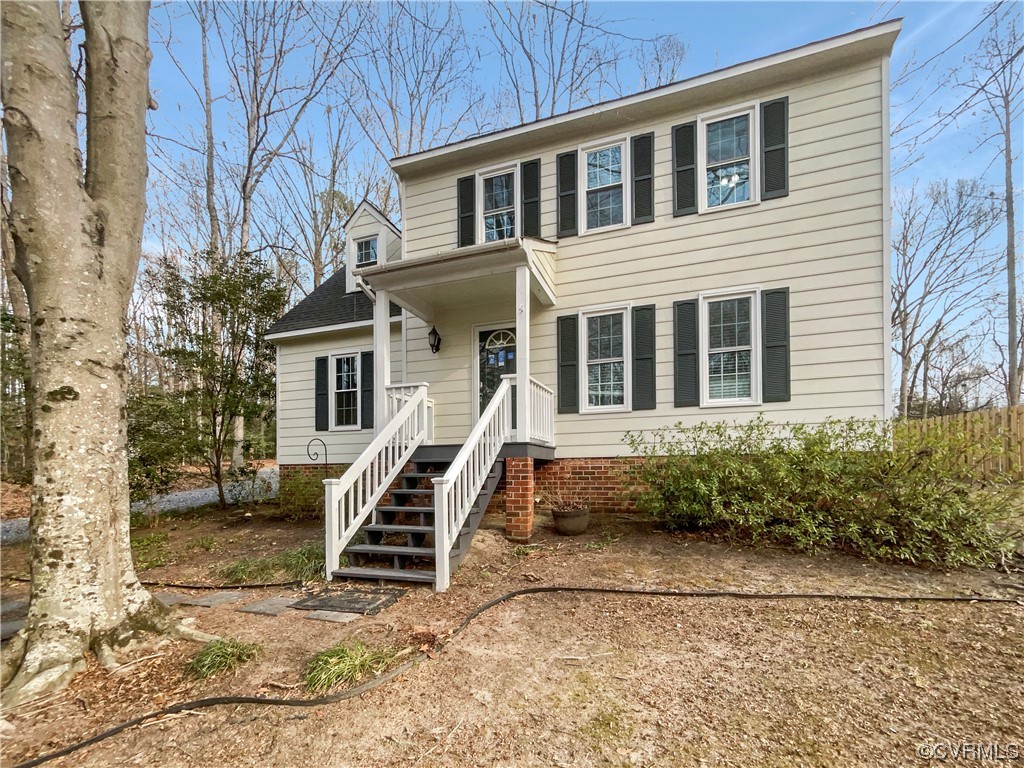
top-left (266, 20), bottom-right (900, 591)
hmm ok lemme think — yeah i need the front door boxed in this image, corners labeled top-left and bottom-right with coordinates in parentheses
top-left (478, 328), bottom-right (516, 429)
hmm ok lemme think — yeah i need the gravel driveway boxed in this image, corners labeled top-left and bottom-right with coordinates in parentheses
top-left (0, 467), bottom-right (279, 545)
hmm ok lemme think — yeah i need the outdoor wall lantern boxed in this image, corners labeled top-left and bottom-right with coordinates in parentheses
top-left (428, 326), bottom-right (442, 354)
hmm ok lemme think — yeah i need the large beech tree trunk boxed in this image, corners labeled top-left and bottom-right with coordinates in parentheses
top-left (1, 0), bottom-right (206, 707)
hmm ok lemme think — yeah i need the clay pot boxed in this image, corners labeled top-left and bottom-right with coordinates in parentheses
top-left (552, 507), bottom-right (590, 535)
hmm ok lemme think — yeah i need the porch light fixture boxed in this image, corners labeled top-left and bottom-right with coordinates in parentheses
top-left (428, 326), bottom-right (442, 354)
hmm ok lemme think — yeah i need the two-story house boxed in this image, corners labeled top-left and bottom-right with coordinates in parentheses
top-left (266, 20), bottom-right (900, 591)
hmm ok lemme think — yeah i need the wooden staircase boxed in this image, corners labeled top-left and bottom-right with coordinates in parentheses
top-left (331, 445), bottom-right (505, 585)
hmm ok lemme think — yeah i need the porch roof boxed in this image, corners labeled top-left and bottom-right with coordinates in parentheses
top-left (354, 237), bottom-right (557, 322)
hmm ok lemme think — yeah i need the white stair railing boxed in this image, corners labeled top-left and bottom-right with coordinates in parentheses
top-left (432, 375), bottom-right (513, 592)
top-left (528, 377), bottom-right (555, 446)
top-left (386, 383), bottom-right (435, 444)
top-left (323, 383), bottom-right (432, 578)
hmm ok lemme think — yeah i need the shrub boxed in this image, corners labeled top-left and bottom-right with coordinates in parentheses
top-left (127, 389), bottom-right (196, 503)
top-left (278, 471), bottom-right (326, 522)
top-left (186, 639), bottom-right (260, 679)
top-left (625, 415), bottom-right (1019, 568)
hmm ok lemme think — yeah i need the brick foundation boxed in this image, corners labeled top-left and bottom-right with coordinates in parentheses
top-left (504, 457), bottom-right (535, 542)
top-left (534, 458), bottom-right (640, 515)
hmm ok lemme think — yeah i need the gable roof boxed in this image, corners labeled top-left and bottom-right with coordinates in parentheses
top-left (266, 269), bottom-right (401, 340)
top-left (343, 198), bottom-right (402, 236)
top-left (390, 19), bottom-right (901, 176)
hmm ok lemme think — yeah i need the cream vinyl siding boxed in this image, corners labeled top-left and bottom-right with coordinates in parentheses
top-left (276, 327), bottom-right (402, 465)
top-left (391, 56), bottom-right (888, 458)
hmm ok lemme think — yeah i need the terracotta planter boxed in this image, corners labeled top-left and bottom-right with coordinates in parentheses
top-left (552, 507), bottom-right (590, 535)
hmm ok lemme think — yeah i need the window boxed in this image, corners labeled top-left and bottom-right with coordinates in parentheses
top-left (584, 142), bottom-right (625, 231)
top-left (699, 107), bottom-right (757, 211)
top-left (581, 308), bottom-right (630, 411)
top-left (332, 353), bottom-right (359, 428)
top-left (700, 289), bottom-right (760, 406)
top-left (355, 237), bottom-right (377, 267)
top-left (482, 170), bottom-right (515, 241)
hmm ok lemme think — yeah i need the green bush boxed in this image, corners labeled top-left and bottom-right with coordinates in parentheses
top-left (277, 471), bottom-right (326, 521)
top-left (625, 415), bottom-right (1019, 568)
top-left (127, 389), bottom-right (196, 503)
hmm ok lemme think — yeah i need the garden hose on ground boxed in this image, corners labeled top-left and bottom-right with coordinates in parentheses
top-left (11, 585), bottom-right (1024, 768)
top-left (2, 576), bottom-right (303, 590)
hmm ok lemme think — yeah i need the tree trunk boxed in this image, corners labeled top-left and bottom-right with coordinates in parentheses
top-left (1003, 92), bottom-right (1019, 407)
top-left (0, 1), bottom-right (209, 706)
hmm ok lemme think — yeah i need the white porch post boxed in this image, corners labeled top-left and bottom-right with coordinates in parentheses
top-left (374, 288), bottom-right (392, 433)
top-left (515, 265), bottom-right (530, 443)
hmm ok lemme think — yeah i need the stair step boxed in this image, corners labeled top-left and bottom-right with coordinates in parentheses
top-left (402, 472), bottom-right (443, 479)
top-left (391, 488), bottom-right (434, 495)
top-left (345, 544), bottom-right (435, 557)
top-left (363, 523), bottom-right (434, 534)
top-left (332, 566), bottom-right (435, 584)
top-left (376, 505), bottom-right (435, 514)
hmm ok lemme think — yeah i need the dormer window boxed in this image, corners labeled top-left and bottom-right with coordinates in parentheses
top-left (355, 237), bottom-right (378, 267)
top-left (481, 169), bottom-right (516, 242)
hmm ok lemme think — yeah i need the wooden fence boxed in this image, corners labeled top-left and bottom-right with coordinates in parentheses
top-left (901, 405), bottom-right (1024, 481)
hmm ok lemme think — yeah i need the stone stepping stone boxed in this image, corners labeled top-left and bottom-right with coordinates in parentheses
top-left (0, 600), bottom-right (28, 619)
top-left (239, 597), bottom-right (296, 616)
top-left (179, 591), bottom-right (251, 608)
top-left (155, 593), bottom-right (191, 607)
top-left (1, 619), bottom-right (25, 641)
top-left (304, 610), bottom-right (360, 624)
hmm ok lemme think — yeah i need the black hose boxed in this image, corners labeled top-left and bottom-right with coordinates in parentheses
top-left (11, 584), bottom-right (1023, 768)
top-left (2, 575), bottom-right (304, 590)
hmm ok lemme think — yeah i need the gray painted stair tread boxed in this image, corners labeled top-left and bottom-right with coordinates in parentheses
top-left (391, 488), bottom-right (434, 495)
top-left (376, 506), bottom-right (435, 514)
top-left (363, 523), bottom-right (433, 534)
top-left (401, 472), bottom-right (443, 478)
top-left (345, 544), bottom-right (435, 557)
top-left (180, 591), bottom-right (251, 607)
top-left (332, 567), bottom-right (436, 584)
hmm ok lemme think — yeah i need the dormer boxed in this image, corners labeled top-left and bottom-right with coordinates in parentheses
top-left (344, 199), bottom-right (401, 293)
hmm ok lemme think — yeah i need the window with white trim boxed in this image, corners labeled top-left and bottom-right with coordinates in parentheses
top-left (583, 142), bottom-right (625, 231)
top-left (481, 169), bottom-right (516, 242)
top-left (700, 289), bottom-right (760, 405)
top-left (355, 237), bottom-right (378, 267)
top-left (581, 308), bottom-right (630, 411)
top-left (332, 353), bottom-right (360, 428)
top-left (700, 107), bottom-right (757, 210)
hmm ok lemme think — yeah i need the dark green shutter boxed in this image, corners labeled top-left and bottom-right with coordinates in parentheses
top-left (314, 356), bottom-right (329, 431)
top-left (521, 159), bottom-right (541, 238)
top-left (457, 175), bottom-right (475, 247)
top-left (632, 305), bottom-right (656, 410)
top-left (360, 351), bottom-right (374, 429)
top-left (672, 122), bottom-right (697, 216)
top-left (556, 151), bottom-right (577, 237)
top-left (673, 300), bottom-right (699, 407)
top-left (631, 132), bottom-right (655, 225)
top-left (761, 288), bottom-right (791, 402)
top-left (761, 98), bottom-right (789, 200)
top-left (557, 314), bottom-right (579, 413)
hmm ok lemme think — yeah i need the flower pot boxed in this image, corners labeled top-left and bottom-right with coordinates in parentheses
top-left (552, 507), bottom-right (590, 536)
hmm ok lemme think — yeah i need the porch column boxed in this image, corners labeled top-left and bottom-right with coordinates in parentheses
top-left (515, 264), bottom-right (530, 443)
top-left (374, 288), bottom-right (392, 433)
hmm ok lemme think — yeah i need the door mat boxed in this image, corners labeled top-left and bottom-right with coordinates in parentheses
top-left (291, 587), bottom-right (406, 616)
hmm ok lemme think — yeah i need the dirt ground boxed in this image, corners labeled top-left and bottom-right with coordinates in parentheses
top-left (2, 509), bottom-right (1022, 768)
top-left (0, 481), bottom-right (30, 521)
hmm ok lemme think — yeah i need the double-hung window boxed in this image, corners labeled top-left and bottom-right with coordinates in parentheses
top-left (700, 107), bottom-right (756, 210)
top-left (481, 169), bottom-right (516, 242)
top-left (583, 141), bottom-right (626, 231)
top-left (701, 289), bottom-right (760, 405)
top-left (355, 237), bottom-right (378, 267)
top-left (332, 353), bottom-right (359, 429)
top-left (581, 308), bottom-right (630, 411)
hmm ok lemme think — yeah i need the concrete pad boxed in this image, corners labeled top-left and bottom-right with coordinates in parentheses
top-left (1, 619), bottom-right (25, 641)
top-left (0, 600), bottom-right (28, 618)
top-left (180, 591), bottom-right (250, 608)
top-left (155, 592), bottom-right (191, 607)
top-left (304, 610), bottom-right (360, 624)
top-left (239, 597), bottom-right (296, 616)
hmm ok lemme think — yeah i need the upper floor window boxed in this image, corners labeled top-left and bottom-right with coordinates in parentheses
top-left (482, 169), bottom-right (515, 241)
top-left (584, 142), bottom-right (625, 231)
top-left (699, 107), bottom-right (757, 211)
top-left (355, 237), bottom-right (378, 267)
top-left (332, 353), bottom-right (360, 428)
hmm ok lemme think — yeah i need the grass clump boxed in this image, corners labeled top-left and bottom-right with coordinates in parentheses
top-left (215, 541), bottom-right (326, 584)
top-left (186, 639), bottom-right (261, 679)
top-left (626, 414), bottom-right (1020, 568)
top-left (304, 641), bottom-right (398, 694)
top-left (131, 531), bottom-right (170, 570)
